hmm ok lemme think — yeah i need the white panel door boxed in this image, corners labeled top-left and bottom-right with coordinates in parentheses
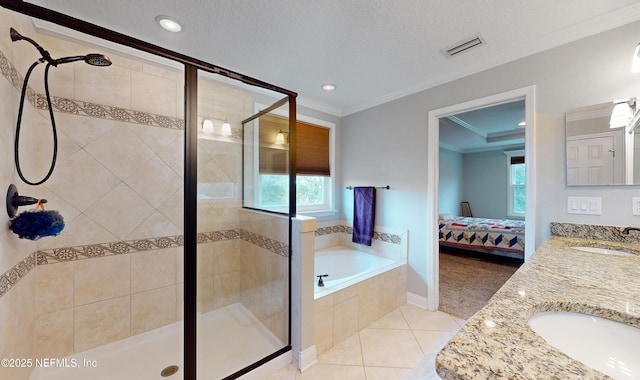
top-left (567, 135), bottom-right (615, 185)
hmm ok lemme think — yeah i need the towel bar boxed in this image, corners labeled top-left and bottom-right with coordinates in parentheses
top-left (345, 186), bottom-right (390, 190)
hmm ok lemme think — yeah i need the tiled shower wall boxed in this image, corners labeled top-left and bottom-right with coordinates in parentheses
top-left (240, 211), bottom-right (290, 344)
top-left (2, 16), bottom-right (189, 373)
top-left (0, 9), bottom-right (46, 380)
top-left (32, 226), bottom-right (288, 359)
top-left (33, 245), bottom-right (184, 357)
top-left (0, 8), bottom-right (289, 379)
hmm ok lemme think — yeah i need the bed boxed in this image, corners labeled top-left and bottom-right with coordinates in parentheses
top-left (438, 215), bottom-right (525, 259)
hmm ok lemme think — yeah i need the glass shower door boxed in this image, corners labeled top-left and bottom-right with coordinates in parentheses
top-left (195, 71), bottom-right (292, 379)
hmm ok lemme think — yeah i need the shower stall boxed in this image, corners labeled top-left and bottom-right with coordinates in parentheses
top-left (0, 4), bottom-right (294, 380)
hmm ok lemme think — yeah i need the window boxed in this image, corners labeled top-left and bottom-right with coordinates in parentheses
top-left (505, 150), bottom-right (525, 218)
top-left (295, 119), bottom-right (332, 212)
top-left (259, 175), bottom-right (332, 212)
top-left (256, 109), bottom-right (335, 214)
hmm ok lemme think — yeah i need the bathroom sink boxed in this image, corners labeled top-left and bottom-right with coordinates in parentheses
top-left (570, 246), bottom-right (635, 257)
top-left (529, 312), bottom-right (640, 379)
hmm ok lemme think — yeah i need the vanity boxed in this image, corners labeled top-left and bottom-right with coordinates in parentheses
top-left (436, 222), bottom-right (640, 379)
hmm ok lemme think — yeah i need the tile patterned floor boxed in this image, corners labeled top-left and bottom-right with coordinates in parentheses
top-left (266, 304), bottom-right (465, 380)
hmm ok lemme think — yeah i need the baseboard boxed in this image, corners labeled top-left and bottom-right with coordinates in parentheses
top-left (407, 292), bottom-right (429, 309)
top-left (294, 345), bottom-right (317, 373)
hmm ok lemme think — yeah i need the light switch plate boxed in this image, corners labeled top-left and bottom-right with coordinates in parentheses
top-left (567, 196), bottom-right (602, 215)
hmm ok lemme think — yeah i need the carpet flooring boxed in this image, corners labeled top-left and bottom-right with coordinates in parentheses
top-left (438, 250), bottom-right (521, 320)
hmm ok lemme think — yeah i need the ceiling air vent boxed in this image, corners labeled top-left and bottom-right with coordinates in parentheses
top-left (441, 34), bottom-right (485, 58)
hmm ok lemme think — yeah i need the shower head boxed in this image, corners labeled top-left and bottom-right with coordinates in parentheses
top-left (10, 27), bottom-right (112, 67)
top-left (55, 54), bottom-right (112, 67)
top-left (9, 27), bottom-right (22, 42)
top-left (10, 27), bottom-right (54, 64)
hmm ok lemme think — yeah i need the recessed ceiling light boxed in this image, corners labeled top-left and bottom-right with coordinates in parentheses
top-left (518, 121), bottom-right (526, 127)
top-left (321, 84), bottom-right (336, 91)
top-left (155, 15), bottom-right (183, 32)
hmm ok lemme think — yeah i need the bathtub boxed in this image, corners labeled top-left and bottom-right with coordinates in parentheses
top-left (314, 246), bottom-right (404, 299)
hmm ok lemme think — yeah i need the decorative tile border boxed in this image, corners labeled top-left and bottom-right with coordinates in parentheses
top-left (241, 230), bottom-right (289, 257)
top-left (40, 94), bottom-right (185, 130)
top-left (0, 49), bottom-right (182, 130)
top-left (0, 48), bottom-right (243, 138)
top-left (0, 228), bottom-right (289, 299)
top-left (315, 224), bottom-right (402, 245)
top-left (0, 253), bottom-right (36, 299)
top-left (197, 229), bottom-right (242, 243)
top-left (0, 49), bottom-right (27, 93)
top-left (316, 225), bottom-right (352, 235)
top-left (36, 234), bottom-right (186, 264)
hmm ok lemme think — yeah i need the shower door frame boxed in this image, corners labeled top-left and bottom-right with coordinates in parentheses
top-left (1, 1), bottom-right (298, 379)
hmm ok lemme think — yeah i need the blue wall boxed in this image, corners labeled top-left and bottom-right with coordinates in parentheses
top-left (438, 148), bottom-right (463, 215)
top-left (462, 150), bottom-right (508, 219)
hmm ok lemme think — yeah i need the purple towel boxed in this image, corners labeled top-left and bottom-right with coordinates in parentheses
top-left (352, 186), bottom-right (376, 246)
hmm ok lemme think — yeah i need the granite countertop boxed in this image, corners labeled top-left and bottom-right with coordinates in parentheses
top-left (436, 235), bottom-right (640, 379)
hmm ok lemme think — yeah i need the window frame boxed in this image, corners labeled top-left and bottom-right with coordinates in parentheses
top-left (505, 150), bottom-right (526, 219)
top-left (254, 103), bottom-right (336, 215)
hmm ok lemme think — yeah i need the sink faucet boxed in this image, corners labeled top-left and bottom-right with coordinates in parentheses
top-left (316, 274), bottom-right (328, 287)
top-left (622, 227), bottom-right (640, 235)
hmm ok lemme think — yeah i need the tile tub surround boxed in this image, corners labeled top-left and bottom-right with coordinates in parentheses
top-left (314, 221), bottom-right (408, 263)
top-left (436, 236), bottom-right (640, 379)
top-left (312, 221), bottom-right (408, 355)
top-left (314, 264), bottom-right (407, 355)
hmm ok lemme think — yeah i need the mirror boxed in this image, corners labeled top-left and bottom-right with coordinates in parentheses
top-left (566, 99), bottom-right (640, 186)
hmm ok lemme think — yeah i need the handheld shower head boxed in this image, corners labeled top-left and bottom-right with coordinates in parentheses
top-left (84, 54), bottom-right (112, 66)
top-left (55, 54), bottom-right (112, 66)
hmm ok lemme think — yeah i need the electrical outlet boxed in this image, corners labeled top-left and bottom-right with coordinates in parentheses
top-left (633, 197), bottom-right (640, 216)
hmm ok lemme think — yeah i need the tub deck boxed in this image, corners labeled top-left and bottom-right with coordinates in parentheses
top-left (314, 246), bottom-right (404, 300)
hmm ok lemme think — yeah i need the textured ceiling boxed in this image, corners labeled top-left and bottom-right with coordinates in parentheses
top-left (440, 100), bottom-right (526, 153)
top-left (23, 0), bottom-right (640, 115)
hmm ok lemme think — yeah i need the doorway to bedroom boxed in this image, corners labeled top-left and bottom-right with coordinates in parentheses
top-left (425, 86), bottom-right (536, 314)
top-left (437, 100), bottom-right (526, 319)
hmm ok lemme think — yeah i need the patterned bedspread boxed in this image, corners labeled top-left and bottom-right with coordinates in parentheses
top-left (439, 216), bottom-right (525, 255)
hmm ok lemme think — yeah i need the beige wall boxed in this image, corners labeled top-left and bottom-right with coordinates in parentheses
top-left (0, 8), bottom-right (43, 380)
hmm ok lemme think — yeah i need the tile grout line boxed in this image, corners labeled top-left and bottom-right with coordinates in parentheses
top-left (357, 327), bottom-right (367, 378)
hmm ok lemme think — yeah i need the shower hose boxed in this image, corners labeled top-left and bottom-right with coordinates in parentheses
top-left (15, 59), bottom-right (58, 186)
